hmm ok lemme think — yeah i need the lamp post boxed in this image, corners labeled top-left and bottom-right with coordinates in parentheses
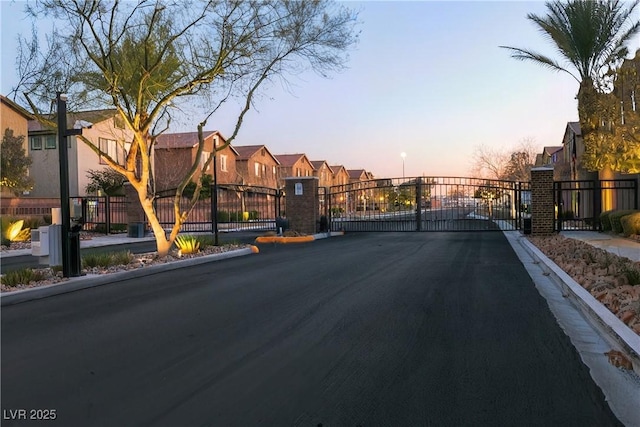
top-left (57, 93), bottom-right (85, 277)
top-left (400, 152), bottom-right (406, 180)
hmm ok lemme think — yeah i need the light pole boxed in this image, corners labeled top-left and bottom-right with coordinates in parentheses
top-left (400, 152), bottom-right (406, 180)
top-left (57, 93), bottom-right (86, 277)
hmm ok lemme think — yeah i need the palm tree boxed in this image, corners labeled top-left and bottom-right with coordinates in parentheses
top-left (501, 0), bottom-right (640, 184)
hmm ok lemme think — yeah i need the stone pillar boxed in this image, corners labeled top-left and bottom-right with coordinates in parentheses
top-left (530, 167), bottom-right (555, 235)
top-left (284, 177), bottom-right (319, 235)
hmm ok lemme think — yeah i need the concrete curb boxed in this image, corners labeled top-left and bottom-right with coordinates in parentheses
top-left (254, 231), bottom-right (344, 244)
top-left (514, 233), bottom-right (640, 374)
top-left (0, 248), bottom-right (253, 307)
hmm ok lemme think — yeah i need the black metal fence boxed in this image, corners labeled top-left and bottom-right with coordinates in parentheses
top-left (154, 184), bottom-right (283, 233)
top-left (327, 177), bottom-right (530, 232)
top-left (553, 179), bottom-right (638, 231)
top-left (76, 196), bottom-right (128, 234)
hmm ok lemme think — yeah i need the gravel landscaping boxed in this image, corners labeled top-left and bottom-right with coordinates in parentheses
top-left (528, 235), bottom-right (640, 336)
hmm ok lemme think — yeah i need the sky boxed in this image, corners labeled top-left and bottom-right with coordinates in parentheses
top-left (2, 1), bottom-right (639, 179)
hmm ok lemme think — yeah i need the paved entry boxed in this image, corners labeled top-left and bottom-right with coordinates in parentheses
top-left (1, 232), bottom-right (621, 426)
top-left (328, 176), bottom-right (530, 232)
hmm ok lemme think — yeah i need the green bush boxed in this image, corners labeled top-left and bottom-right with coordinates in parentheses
top-left (175, 235), bottom-right (200, 254)
top-left (1, 268), bottom-right (47, 287)
top-left (83, 251), bottom-right (133, 268)
top-left (217, 211), bottom-right (230, 222)
top-left (600, 210), bottom-right (615, 231)
top-left (620, 212), bottom-right (640, 237)
top-left (196, 234), bottom-right (216, 248)
top-left (610, 210), bottom-right (638, 234)
top-left (622, 263), bottom-right (640, 286)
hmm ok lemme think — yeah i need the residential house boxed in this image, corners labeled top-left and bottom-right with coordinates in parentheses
top-left (559, 121), bottom-right (598, 181)
top-left (1, 95), bottom-right (33, 196)
top-left (27, 109), bottom-right (132, 197)
top-left (347, 169), bottom-right (372, 184)
top-left (154, 131), bottom-right (238, 191)
top-left (330, 165), bottom-right (350, 187)
top-left (274, 153), bottom-right (316, 188)
top-left (310, 161), bottom-right (334, 188)
top-left (234, 145), bottom-right (280, 188)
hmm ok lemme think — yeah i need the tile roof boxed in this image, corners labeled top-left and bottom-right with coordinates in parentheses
top-left (275, 154), bottom-right (311, 168)
top-left (234, 145), bottom-right (280, 164)
top-left (155, 131), bottom-right (224, 149)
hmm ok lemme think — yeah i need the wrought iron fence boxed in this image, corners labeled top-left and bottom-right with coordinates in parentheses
top-left (68, 196), bottom-right (129, 234)
top-left (553, 179), bottom-right (638, 231)
top-left (154, 184), bottom-right (283, 233)
top-left (328, 177), bottom-right (530, 232)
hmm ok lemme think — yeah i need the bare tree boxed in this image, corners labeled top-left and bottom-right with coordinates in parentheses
top-left (469, 145), bottom-right (509, 180)
top-left (15, 0), bottom-right (359, 255)
top-left (470, 138), bottom-right (538, 181)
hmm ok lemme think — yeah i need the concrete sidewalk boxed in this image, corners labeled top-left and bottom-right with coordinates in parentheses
top-left (560, 231), bottom-right (640, 262)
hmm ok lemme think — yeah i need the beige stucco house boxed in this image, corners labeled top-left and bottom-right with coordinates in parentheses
top-left (27, 109), bottom-right (133, 197)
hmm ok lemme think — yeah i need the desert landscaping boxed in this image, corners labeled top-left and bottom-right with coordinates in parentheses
top-left (529, 234), bottom-right (640, 336)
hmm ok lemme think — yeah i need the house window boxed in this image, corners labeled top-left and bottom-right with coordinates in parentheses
top-left (99, 138), bottom-right (123, 165)
top-left (273, 166), bottom-right (276, 175)
top-left (44, 135), bottom-right (56, 149)
top-left (200, 151), bottom-right (211, 171)
top-left (262, 164), bottom-right (266, 176)
top-left (261, 148), bottom-right (265, 156)
top-left (220, 154), bottom-right (227, 172)
top-left (30, 136), bottom-right (43, 150)
top-left (255, 162), bottom-right (260, 177)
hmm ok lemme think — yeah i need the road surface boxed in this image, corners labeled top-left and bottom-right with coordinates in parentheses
top-left (1, 232), bottom-right (621, 426)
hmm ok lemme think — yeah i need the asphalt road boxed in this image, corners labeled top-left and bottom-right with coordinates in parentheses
top-left (1, 232), bottom-right (622, 426)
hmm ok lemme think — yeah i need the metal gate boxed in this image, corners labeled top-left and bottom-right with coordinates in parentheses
top-left (553, 179), bottom-right (638, 231)
top-left (328, 177), bottom-right (530, 232)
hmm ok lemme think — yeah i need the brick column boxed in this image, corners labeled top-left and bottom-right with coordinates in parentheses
top-left (284, 177), bottom-right (319, 235)
top-left (530, 167), bottom-right (555, 235)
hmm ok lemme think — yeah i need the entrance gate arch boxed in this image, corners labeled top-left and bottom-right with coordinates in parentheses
top-left (327, 177), bottom-right (530, 232)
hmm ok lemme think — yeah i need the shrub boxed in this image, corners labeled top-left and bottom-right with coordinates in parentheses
top-left (83, 251), bottom-right (133, 268)
top-left (620, 212), bottom-right (640, 237)
top-left (196, 234), bottom-right (216, 248)
top-left (175, 235), bottom-right (200, 254)
top-left (1, 268), bottom-right (47, 287)
top-left (600, 210), bottom-right (615, 231)
top-left (609, 210), bottom-right (638, 234)
top-left (561, 210), bottom-right (575, 220)
top-left (622, 264), bottom-right (640, 286)
top-left (1, 219), bottom-right (31, 243)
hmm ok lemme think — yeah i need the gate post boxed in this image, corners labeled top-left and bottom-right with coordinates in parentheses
top-left (284, 177), bottom-right (319, 235)
top-left (415, 177), bottom-right (422, 231)
top-left (530, 167), bottom-right (555, 235)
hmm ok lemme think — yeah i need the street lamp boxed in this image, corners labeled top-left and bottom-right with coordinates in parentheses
top-left (57, 92), bottom-right (90, 277)
top-left (400, 152), bottom-right (406, 180)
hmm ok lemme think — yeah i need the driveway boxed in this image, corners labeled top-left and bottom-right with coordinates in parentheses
top-left (1, 232), bottom-right (621, 426)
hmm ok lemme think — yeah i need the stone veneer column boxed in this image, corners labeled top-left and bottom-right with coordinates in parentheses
top-left (530, 167), bottom-right (555, 235)
top-left (124, 183), bottom-right (146, 224)
top-left (284, 177), bottom-right (319, 235)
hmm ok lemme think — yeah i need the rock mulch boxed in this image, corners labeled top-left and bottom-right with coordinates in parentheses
top-left (529, 235), bottom-right (640, 336)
